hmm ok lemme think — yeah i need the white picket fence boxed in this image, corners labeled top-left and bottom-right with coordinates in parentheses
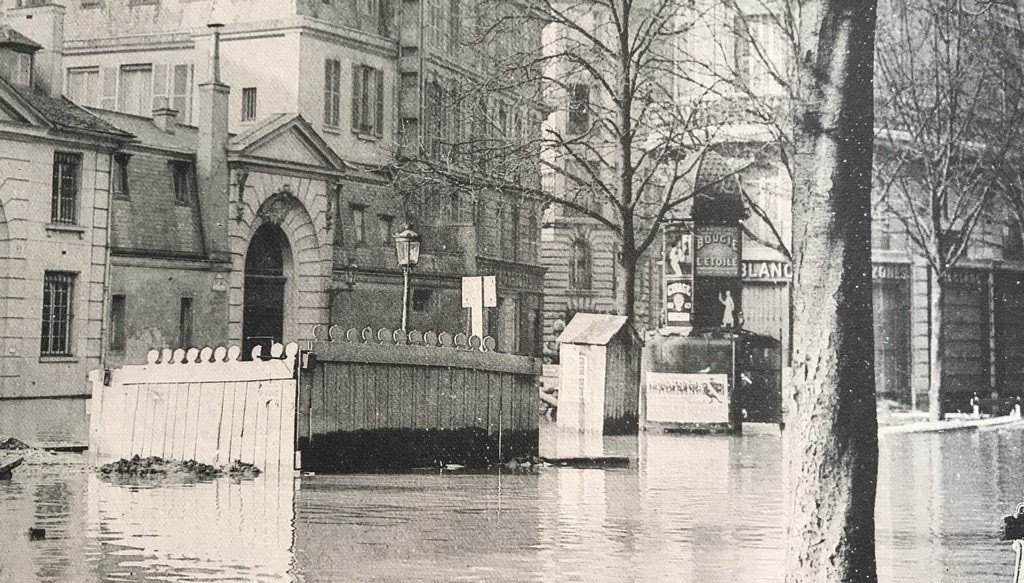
top-left (88, 343), bottom-right (299, 473)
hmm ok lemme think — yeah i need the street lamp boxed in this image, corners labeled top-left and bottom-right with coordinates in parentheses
top-left (394, 226), bottom-right (421, 331)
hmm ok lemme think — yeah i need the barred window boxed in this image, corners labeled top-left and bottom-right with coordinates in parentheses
top-left (241, 87), bottom-right (258, 121)
top-left (52, 152), bottom-right (81, 224)
top-left (41, 272), bottom-right (75, 357)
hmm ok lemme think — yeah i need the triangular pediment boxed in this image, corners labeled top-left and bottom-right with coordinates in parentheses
top-left (249, 129), bottom-right (327, 166)
top-left (230, 114), bottom-right (346, 175)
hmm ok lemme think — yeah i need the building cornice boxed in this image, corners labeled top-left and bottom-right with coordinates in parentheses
top-left (229, 155), bottom-right (346, 181)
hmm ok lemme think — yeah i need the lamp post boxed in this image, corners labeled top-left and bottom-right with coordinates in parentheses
top-left (394, 226), bottom-right (421, 331)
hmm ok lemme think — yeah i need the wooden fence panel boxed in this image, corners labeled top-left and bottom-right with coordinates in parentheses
top-left (298, 327), bottom-right (542, 471)
top-left (89, 344), bottom-right (299, 474)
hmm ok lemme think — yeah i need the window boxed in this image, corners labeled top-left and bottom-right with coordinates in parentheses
top-left (179, 297), bottom-right (194, 348)
top-left (118, 64), bottom-right (153, 117)
top-left (567, 84), bottom-right (591, 135)
top-left (352, 64), bottom-right (384, 136)
top-left (152, 64), bottom-right (193, 122)
top-left (378, 214), bottom-right (394, 246)
top-left (66, 67), bottom-right (100, 107)
top-left (734, 14), bottom-right (786, 95)
top-left (569, 239), bottom-right (592, 290)
top-left (242, 87), bottom-right (258, 121)
top-left (52, 152), bottom-right (81, 225)
top-left (170, 161), bottom-right (195, 204)
top-left (13, 52), bottom-right (31, 86)
top-left (112, 153), bottom-right (130, 199)
top-left (109, 294), bottom-right (126, 351)
top-left (0, 51), bottom-right (32, 86)
top-left (412, 288), bottom-right (433, 312)
top-left (351, 204), bottom-right (367, 244)
top-left (565, 158), bottom-right (600, 215)
top-left (324, 58), bottom-right (342, 126)
top-left (1007, 219), bottom-right (1024, 260)
top-left (41, 272), bottom-right (75, 357)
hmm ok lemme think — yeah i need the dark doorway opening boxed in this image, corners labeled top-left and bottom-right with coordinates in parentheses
top-left (243, 224), bottom-right (289, 358)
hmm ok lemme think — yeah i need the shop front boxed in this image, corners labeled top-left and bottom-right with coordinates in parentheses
top-left (942, 268), bottom-right (991, 410)
top-left (873, 263), bottom-right (912, 404)
top-left (995, 270), bottom-right (1024, 401)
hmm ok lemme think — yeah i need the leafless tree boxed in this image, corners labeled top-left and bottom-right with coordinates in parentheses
top-left (874, 0), bottom-right (1024, 420)
top-left (399, 0), bottom-right (767, 320)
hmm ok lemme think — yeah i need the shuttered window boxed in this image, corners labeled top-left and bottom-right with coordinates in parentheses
top-left (118, 64), bottom-right (153, 117)
top-left (151, 63), bottom-right (193, 121)
top-left (66, 67), bottom-right (100, 107)
top-left (324, 58), bottom-right (342, 127)
top-left (51, 152), bottom-right (81, 225)
top-left (352, 64), bottom-right (384, 136)
top-left (41, 272), bottom-right (75, 357)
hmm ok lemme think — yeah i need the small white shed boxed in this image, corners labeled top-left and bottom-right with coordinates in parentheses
top-left (557, 313), bottom-right (642, 435)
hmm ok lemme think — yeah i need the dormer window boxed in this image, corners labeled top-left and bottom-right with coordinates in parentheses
top-left (0, 49), bottom-right (33, 87)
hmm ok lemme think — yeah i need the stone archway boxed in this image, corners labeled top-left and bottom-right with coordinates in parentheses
top-left (242, 223), bottom-right (293, 356)
top-left (231, 188), bottom-right (331, 349)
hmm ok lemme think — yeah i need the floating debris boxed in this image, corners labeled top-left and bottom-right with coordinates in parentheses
top-left (1, 456), bottom-right (24, 480)
top-left (226, 459), bottom-right (262, 477)
top-left (0, 437), bottom-right (30, 450)
top-left (99, 455), bottom-right (261, 478)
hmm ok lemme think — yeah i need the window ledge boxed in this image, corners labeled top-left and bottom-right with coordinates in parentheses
top-left (323, 124), bottom-right (342, 135)
top-left (39, 355), bottom-right (78, 363)
top-left (354, 131), bottom-right (381, 142)
top-left (565, 288), bottom-right (598, 297)
top-left (45, 223), bottom-right (86, 237)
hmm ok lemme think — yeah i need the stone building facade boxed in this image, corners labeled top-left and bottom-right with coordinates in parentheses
top-left (0, 13), bottom-right (132, 444)
top-left (5, 0), bottom-right (545, 354)
top-left (0, 0), bottom-right (546, 444)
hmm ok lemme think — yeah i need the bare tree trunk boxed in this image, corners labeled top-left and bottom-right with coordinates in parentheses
top-left (615, 249), bottom-right (638, 320)
top-left (785, 1), bottom-right (879, 581)
top-left (928, 267), bottom-right (944, 421)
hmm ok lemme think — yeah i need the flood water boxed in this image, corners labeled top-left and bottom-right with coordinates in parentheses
top-left (1, 426), bottom-right (1022, 582)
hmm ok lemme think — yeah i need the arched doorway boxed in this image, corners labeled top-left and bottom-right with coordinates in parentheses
top-left (243, 223), bottom-right (292, 356)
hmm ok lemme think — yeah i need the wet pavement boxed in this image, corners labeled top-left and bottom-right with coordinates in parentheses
top-left (1, 427), bottom-right (1022, 582)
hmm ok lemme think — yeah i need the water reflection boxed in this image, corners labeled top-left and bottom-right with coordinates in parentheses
top-left (2, 427), bottom-right (1024, 581)
top-left (876, 429), bottom-right (1024, 582)
top-left (85, 474), bottom-right (295, 581)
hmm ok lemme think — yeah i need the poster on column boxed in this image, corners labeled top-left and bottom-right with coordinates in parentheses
top-left (663, 224), bottom-right (693, 327)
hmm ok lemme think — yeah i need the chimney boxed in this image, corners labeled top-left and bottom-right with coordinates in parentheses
top-left (153, 107), bottom-right (178, 134)
top-left (6, 2), bottom-right (64, 98)
top-left (195, 22), bottom-right (231, 261)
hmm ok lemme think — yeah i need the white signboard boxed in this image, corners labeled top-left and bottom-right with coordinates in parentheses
top-left (462, 276), bottom-right (498, 338)
top-left (644, 372), bottom-right (729, 424)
